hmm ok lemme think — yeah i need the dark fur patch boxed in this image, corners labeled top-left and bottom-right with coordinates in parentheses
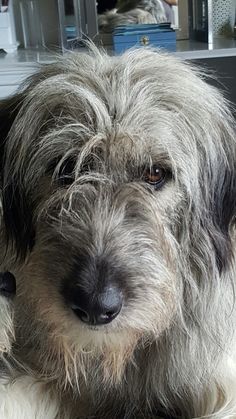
top-left (62, 254), bottom-right (134, 304)
top-left (0, 94), bottom-right (24, 175)
top-left (209, 160), bottom-right (236, 272)
top-left (197, 152), bottom-right (236, 272)
top-left (2, 180), bottom-right (35, 260)
top-left (0, 94), bottom-right (35, 260)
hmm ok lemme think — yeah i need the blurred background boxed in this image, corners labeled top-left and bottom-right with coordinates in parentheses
top-left (0, 0), bottom-right (235, 52)
top-left (0, 0), bottom-right (236, 106)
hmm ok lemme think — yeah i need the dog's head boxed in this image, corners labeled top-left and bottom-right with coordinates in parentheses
top-left (1, 48), bottom-right (236, 386)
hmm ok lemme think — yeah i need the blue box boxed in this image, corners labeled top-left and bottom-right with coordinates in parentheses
top-left (113, 24), bottom-right (176, 53)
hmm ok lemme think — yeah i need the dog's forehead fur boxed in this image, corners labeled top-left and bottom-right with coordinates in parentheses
top-left (6, 48), bottom-right (235, 189)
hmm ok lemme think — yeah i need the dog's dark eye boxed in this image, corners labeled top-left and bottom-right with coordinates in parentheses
top-left (57, 157), bottom-right (76, 186)
top-left (143, 165), bottom-right (166, 189)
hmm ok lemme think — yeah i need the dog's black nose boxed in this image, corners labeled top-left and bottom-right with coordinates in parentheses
top-left (70, 286), bottom-right (123, 325)
top-left (0, 271), bottom-right (16, 298)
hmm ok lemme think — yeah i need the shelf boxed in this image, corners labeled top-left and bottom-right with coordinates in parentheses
top-left (176, 37), bottom-right (236, 59)
top-left (0, 36), bottom-right (236, 72)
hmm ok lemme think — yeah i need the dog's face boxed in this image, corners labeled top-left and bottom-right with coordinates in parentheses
top-left (1, 48), bottom-right (236, 385)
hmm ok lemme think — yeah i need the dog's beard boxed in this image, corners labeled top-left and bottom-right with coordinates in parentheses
top-left (15, 267), bottom-right (143, 388)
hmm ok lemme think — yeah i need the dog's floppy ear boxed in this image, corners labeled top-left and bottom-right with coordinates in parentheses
top-left (210, 156), bottom-right (236, 272)
top-left (0, 93), bottom-right (35, 260)
top-left (193, 123), bottom-right (236, 274)
top-left (185, 107), bottom-right (236, 274)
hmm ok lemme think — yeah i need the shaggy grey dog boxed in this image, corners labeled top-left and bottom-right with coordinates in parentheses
top-left (0, 47), bottom-right (236, 418)
top-left (98, 0), bottom-right (166, 33)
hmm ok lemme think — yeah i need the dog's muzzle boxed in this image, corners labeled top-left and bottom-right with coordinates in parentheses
top-left (62, 254), bottom-right (126, 326)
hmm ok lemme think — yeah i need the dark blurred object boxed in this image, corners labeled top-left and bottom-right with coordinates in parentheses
top-left (189, 0), bottom-right (208, 43)
top-left (0, 272), bottom-right (16, 298)
top-left (97, 0), bottom-right (117, 14)
top-left (65, 0), bottom-right (74, 15)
